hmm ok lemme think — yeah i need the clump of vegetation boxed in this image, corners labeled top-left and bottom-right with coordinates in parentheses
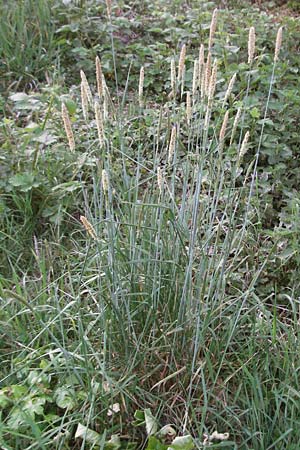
top-left (1, 1), bottom-right (300, 449)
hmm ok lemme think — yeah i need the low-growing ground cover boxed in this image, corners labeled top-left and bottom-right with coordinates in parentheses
top-left (1, 1), bottom-right (300, 449)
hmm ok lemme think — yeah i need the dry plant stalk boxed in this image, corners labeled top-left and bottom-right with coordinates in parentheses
top-left (80, 70), bottom-right (93, 105)
top-left (248, 27), bottom-right (256, 64)
top-left (223, 72), bottom-right (236, 106)
top-left (80, 216), bottom-right (97, 240)
top-left (230, 107), bottom-right (242, 145)
top-left (208, 8), bottom-right (218, 50)
top-left (96, 56), bottom-right (103, 99)
top-left (61, 103), bottom-right (75, 152)
top-left (177, 44), bottom-right (186, 82)
top-left (168, 126), bottom-right (177, 165)
top-left (274, 26), bottom-right (283, 63)
top-left (138, 66), bottom-right (144, 108)
top-left (102, 169), bottom-right (109, 193)
top-left (186, 91), bottom-right (191, 124)
top-left (81, 81), bottom-right (89, 120)
top-left (94, 101), bottom-right (104, 147)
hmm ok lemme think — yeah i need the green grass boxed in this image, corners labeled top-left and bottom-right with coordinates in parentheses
top-left (1, 1), bottom-right (300, 449)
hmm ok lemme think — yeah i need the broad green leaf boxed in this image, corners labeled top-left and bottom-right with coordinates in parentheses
top-left (54, 386), bottom-right (76, 410)
top-left (9, 173), bottom-right (41, 192)
top-left (146, 436), bottom-right (168, 450)
top-left (75, 423), bottom-right (101, 444)
top-left (145, 409), bottom-right (158, 436)
top-left (168, 435), bottom-right (194, 450)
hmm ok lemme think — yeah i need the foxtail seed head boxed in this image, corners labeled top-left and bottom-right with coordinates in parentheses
top-left (81, 81), bottom-right (89, 120)
top-left (186, 91), bottom-right (191, 125)
top-left (61, 103), bottom-right (75, 152)
top-left (168, 126), bottom-right (177, 165)
top-left (248, 27), bottom-right (256, 64)
top-left (138, 66), bottom-right (144, 108)
top-left (96, 56), bottom-right (103, 99)
top-left (208, 59), bottom-right (217, 103)
top-left (170, 58), bottom-right (176, 98)
top-left (274, 27), bottom-right (283, 63)
top-left (239, 131), bottom-right (250, 160)
top-left (80, 70), bottom-right (93, 105)
top-left (80, 216), bottom-right (97, 240)
top-left (94, 101), bottom-right (104, 147)
top-left (192, 59), bottom-right (199, 97)
top-left (198, 44), bottom-right (205, 89)
top-left (204, 52), bottom-right (212, 97)
top-left (230, 107), bottom-right (242, 145)
top-left (177, 44), bottom-right (186, 82)
top-left (223, 73), bottom-right (236, 106)
top-left (106, 0), bottom-right (112, 18)
top-left (208, 9), bottom-right (218, 50)
top-left (219, 110), bottom-right (229, 152)
top-left (157, 167), bottom-right (163, 194)
top-left (102, 169), bottom-right (109, 193)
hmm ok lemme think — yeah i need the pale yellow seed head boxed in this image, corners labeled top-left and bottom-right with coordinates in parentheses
top-left (208, 8), bottom-right (218, 50)
top-left (80, 70), bottom-right (93, 105)
top-left (138, 66), bottom-right (144, 108)
top-left (239, 131), bottom-right (250, 159)
top-left (199, 44), bottom-right (205, 67)
top-left (274, 26), bottom-right (283, 63)
top-left (102, 169), bottom-right (109, 193)
top-left (168, 126), bottom-right (177, 164)
top-left (61, 103), bottom-right (75, 152)
top-left (80, 216), bottom-right (97, 240)
top-left (192, 59), bottom-right (199, 97)
top-left (248, 27), bottom-right (256, 64)
top-left (223, 72), bottom-right (237, 106)
top-left (178, 44), bottom-right (186, 82)
top-left (186, 91), bottom-right (192, 125)
top-left (219, 110), bottom-right (229, 151)
top-left (208, 59), bottom-right (217, 103)
top-left (157, 167), bottom-right (163, 194)
top-left (180, 65), bottom-right (186, 98)
top-left (198, 44), bottom-right (205, 89)
top-left (170, 58), bottom-right (176, 98)
top-left (81, 81), bottom-right (89, 120)
top-left (96, 56), bottom-right (103, 99)
top-left (205, 52), bottom-right (212, 96)
top-left (94, 101), bottom-right (104, 147)
top-left (106, 0), bottom-right (112, 18)
top-left (230, 107), bottom-right (242, 145)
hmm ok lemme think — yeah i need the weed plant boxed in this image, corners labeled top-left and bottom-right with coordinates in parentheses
top-left (1, 4), bottom-right (300, 450)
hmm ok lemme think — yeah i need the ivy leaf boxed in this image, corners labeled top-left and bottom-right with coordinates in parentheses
top-left (54, 386), bottom-right (76, 410)
top-left (23, 396), bottom-right (46, 417)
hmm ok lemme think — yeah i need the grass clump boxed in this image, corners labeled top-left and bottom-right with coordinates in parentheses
top-left (1, 2), bottom-right (300, 449)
